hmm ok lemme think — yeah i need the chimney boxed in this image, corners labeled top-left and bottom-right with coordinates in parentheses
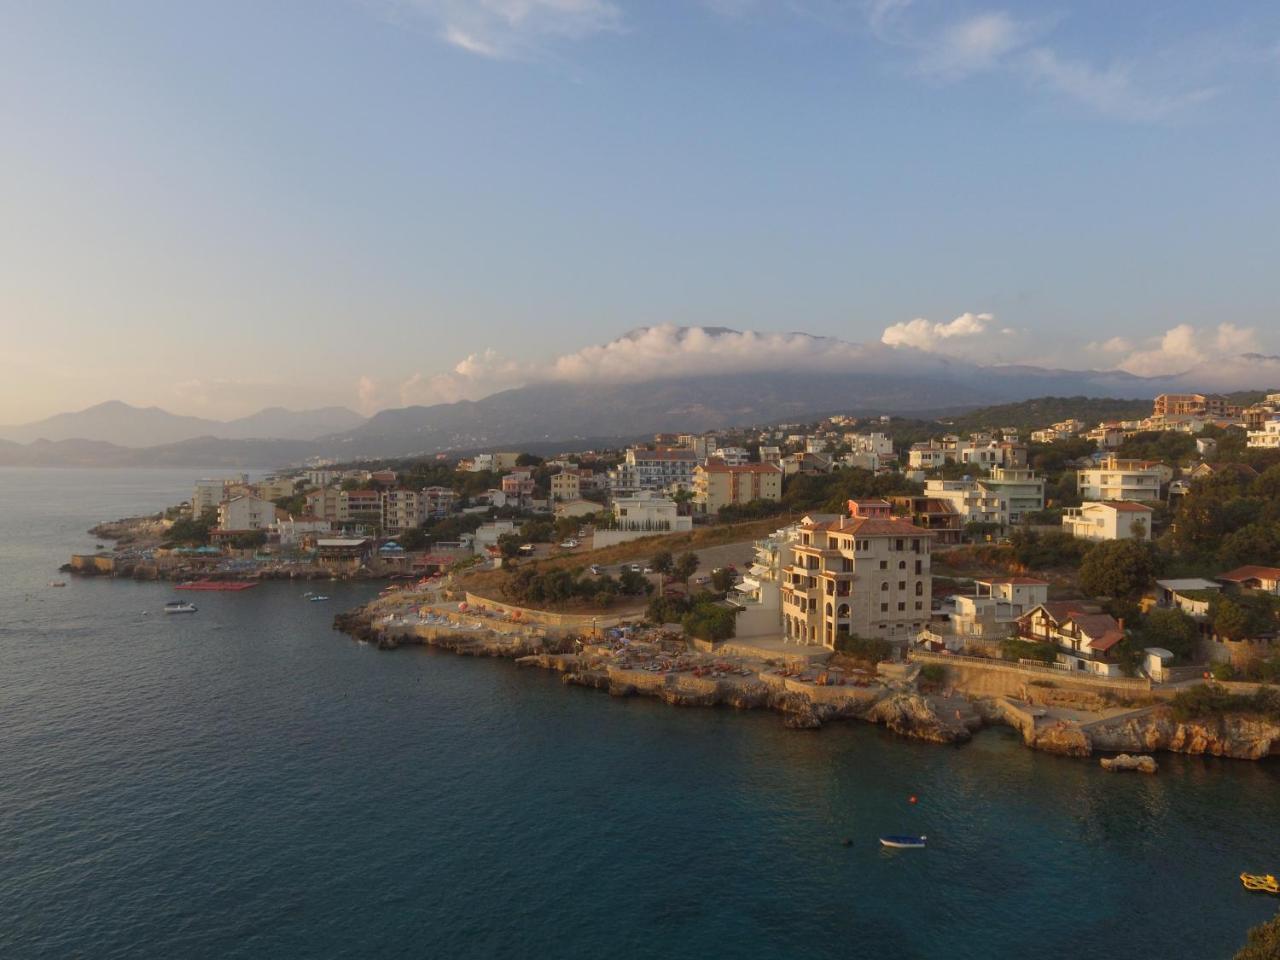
top-left (1117, 618), bottom-right (1125, 632)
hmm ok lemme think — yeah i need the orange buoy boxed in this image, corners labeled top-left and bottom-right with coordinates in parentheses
top-left (908, 795), bottom-right (918, 805)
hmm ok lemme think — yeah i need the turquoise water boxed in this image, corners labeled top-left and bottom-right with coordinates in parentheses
top-left (1, 467), bottom-right (1277, 959)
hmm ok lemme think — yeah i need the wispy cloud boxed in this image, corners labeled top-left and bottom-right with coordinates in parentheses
top-left (862, 5), bottom-right (1224, 121)
top-left (377, 0), bottom-right (623, 60)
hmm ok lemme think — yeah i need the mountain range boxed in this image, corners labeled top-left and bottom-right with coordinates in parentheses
top-left (0, 401), bottom-right (366, 447)
top-left (2, 328), bottom-right (1276, 467)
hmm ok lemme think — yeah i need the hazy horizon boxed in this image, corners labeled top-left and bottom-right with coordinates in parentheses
top-left (3, 1), bottom-right (1278, 422)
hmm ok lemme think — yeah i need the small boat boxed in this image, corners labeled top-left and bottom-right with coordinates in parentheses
top-left (164, 601), bottom-right (198, 614)
top-left (310, 595), bottom-right (330, 602)
top-left (879, 835), bottom-right (927, 849)
top-left (48, 581), bottom-right (67, 588)
top-left (1241, 873), bottom-right (1279, 895)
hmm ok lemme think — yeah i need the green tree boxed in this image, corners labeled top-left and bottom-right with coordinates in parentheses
top-left (673, 551), bottom-right (700, 591)
top-left (618, 568), bottom-right (651, 596)
top-left (1139, 608), bottom-right (1200, 662)
top-left (1210, 593), bottom-right (1277, 641)
top-left (710, 567), bottom-right (736, 593)
top-left (1079, 539), bottom-right (1157, 599)
top-left (496, 532), bottom-right (523, 559)
top-left (681, 602), bottom-right (737, 641)
top-left (515, 453), bottom-right (544, 467)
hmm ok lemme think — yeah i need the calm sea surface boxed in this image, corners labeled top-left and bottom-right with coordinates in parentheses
top-left (1, 467), bottom-right (1277, 959)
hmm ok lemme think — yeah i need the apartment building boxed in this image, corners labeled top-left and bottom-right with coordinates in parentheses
top-left (217, 495), bottom-right (279, 533)
top-left (780, 500), bottom-right (932, 650)
top-left (609, 447), bottom-right (700, 494)
top-left (550, 471), bottom-right (581, 501)
top-left (1077, 455), bottom-right (1169, 501)
top-left (380, 489), bottom-right (429, 534)
top-left (338, 489), bottom-right (382, 525)
top-left (1248, 418), bottom-right (1280, 449)
top-left (1153, 393), bottom-right (1239, 419)
top-left (923, 468), bottom-right (1044, 528)
top-left (692, 461), bottom-right (783, 514)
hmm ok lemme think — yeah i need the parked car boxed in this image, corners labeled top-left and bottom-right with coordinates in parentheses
top-left (628, 563), bottom-right (643, 573)
top-left (589, 565), bottom-right (601, 576)
top-left (643, 566), bottom-right (654, 574)
top-left (559, 539), bottom-right (579, 549)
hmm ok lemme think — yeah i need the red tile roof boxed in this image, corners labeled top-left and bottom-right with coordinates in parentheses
top-left (808, 516), bottom-right (931, 537)
top-left (1067, 613), bottom-right (1125, 652)
top-left (1098, 500), bottom-right (1154, 512)
top-left (1218, 565), bottom-right (1280, 583)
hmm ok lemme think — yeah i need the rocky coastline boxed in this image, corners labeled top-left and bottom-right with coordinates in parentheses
top-left (334, 601), bottom-right (1280, 763)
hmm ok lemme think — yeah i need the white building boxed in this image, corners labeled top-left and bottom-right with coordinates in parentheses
top-left (593, 493), bottom-right (693, 548)
top-left (608, 448), bottom-right (699, 494)
top-left (1248, 419), bottom-right (1280, 449)
top-left (925, 577), bottom-right (1050, 651)
top-left (217, 495), bottom-right (279, 532)
top-left (711, 446), bottom-right (750, 466)
top-left (275, 516), bottom-right (332, 546)
top-left (1062, 501), bottom-right (1154, 542)
top-left (473, 520), bottom-right (517, 555)
top-left (192, 475), bottom-right (249, 517)
top-left (923, 468), bottom-right (1044, 528)
top-left (1077, 456), bottom-right (1169, 502)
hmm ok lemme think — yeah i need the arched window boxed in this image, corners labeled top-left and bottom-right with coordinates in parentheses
top-left (837, 604), bottom-right (850, 619)
top-left (881, 582), bottom-right (889, 591)
top-left (899, 560), bottom-right (907, 570)
top-left (915, 581), bottom-right (924, 596)
top-left (825, 603), bottom-right (833, 617)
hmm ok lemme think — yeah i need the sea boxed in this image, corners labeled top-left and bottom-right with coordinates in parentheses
top-left (1, 466), bottom-right (1277, 960)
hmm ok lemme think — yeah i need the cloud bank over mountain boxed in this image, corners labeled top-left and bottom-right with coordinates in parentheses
top-left (367, 318), bottom-right (1273, 410)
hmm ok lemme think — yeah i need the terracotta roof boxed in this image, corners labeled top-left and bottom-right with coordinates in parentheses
top-left (1067, 613), bottom-right (1125, 652)
top-left (807, 516), bottom-right (931, 537)
top-left (1218, 565), bottom-right (1280, 583)
top-left (1023, 600), bottom-right (1095, 625)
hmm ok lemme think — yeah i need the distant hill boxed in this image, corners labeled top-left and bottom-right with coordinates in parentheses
top-left (5, 327), bottom-right (1277, 466)
top-left (0, 401), bottom-right (365, 447)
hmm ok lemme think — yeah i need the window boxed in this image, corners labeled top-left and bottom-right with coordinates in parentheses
top-left (880, 603), bottom-right (888, 612)
top-left (879, 560), bottom-right (888, 570)
top-left (915, 602), bottom-right (923, 610)
top-left (898, 581), bottom-right (906, 590)
top-left (895, 539), bottom-right (904, 551)
top-left (915, 560), bottom-right (923, 575)
top-left (898, 560), bottom-right (906, 570)
top-left (898, 602), bottom-right (906, 612)
top-left (915, 581), bottom-right (923, 596)
top-left (881, 582), bottom-right (889, 591)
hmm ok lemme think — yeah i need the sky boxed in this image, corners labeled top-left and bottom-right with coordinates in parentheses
top-left (1, 0), bottom-right (1278, 423)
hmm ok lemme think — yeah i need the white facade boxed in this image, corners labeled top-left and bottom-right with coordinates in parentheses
top-left (1248, 419), bottom-right (1280, 449)
top-left (593, 493), bottom-right (692, 547)
top-left (1062, 501), bottom-right (1153, 542)
top-left (711, 446), bottom-right (750, 466)
top-left (924, 469), bottom-right (1043, 528)
top-left (1077, 457), bottom-right (1167, 501)
top-left (217, 495), bottom-right (278, 532)
top-left (276, 516), bottom-right (332, 546)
